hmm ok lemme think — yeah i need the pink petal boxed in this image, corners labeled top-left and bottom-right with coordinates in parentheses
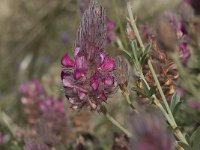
top-left (75, 55), bottom-right (88, 70)
top-left (74, 69), bottom-right (85, 80)
top-left (74, 47), bottom-right (80, 57)
top-left (61, 53), bottom-right (75, 67)
top-left (103, 75), bottom-right (114, 86)
top-left (62, 77), bottom-right (74, 87)
top-left (77, 90), bottom-right (87, 100)
top-left (90, 75), bottom-right (99, 90)
top-left (99, 56), bottom-right (115, 71)
top-left (100, 52), bottom-right (106, 63)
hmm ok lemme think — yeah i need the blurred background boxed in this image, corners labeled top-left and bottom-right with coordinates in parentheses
top-left (1, 0), bottom-right (200, 149)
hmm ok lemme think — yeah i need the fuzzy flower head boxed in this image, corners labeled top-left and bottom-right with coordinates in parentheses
top-left (19, 79), bottom-right (44, 97)
top-left (61, 0), bottom-right (116, 110)
top-left (129, 108), bottom-right (174, 150)
top-left (77, 0), bottom-right (116, 44)
top-left (24, 139), bottom-right (49, 150)
top-left (156, 11), bottom-right (191, 65)
top-left (115, 56), bottom-right (130, 92)
top-left (19, 79), bottom-right (45, 125)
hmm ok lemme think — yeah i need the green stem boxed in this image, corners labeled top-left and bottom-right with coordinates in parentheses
top-left (122, 91), bottom-right (137, 111)
top-left (112, 0), bottom-right (128, 48)
top-left (127, 2), bottom-right (188, 146)
top-left (127, 1), bottom-right (175, 123)
top-left (0, 110), bottom-right (17, 137)
top-left (147, 60), bottom-right (176, 124)
top-left (105, 113), bottom-right (132, 137)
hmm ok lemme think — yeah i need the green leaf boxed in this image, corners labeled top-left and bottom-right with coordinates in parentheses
top-left (148, 86), bottom-right (156, 97)
top-left (130, 40), bottom-right (139, 60)
top-left (131, 86), bottom-right (148, 97)
top-left (119, 48), bottom-right (132, 59)
top-left (140, 43), bottom-right (151, 64)
top-left (190, 127), bottom-right (200, 150)
top-left (140, 79), bottom-right (150, 96)
top-left (185, 133), bottom-right (191, 145)
top-left (170, 92), bottom-right (181, 114)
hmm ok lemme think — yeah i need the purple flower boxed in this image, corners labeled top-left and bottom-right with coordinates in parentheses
top-left (187, 99), bottom-right (200, 110)
top-left (19, 79), bottom-right (45, 125)
top-left (61, 0), bottom-right (117, 110)
top-left (24, 139), bottom-right (49, 150)
top-left (156, 11), bottom-right (191, 65)
top-left (39, 97), bottom-right (69, 136)
top-left (19, 79), bottom-right (44, 97)
top-left (179, 42), bottom-right (191, 66)
top-left (176, 87), bottom-right (185, 98)
top-left (129, 108), bottom-right (174, 150)
top-left (107, 18), bottom-right (116, 43)
top-left (19, 79), bottom-right (69, 143)
top-left (40, 97), bottom-right (65, 114)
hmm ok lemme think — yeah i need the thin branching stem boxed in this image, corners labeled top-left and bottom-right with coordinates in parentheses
top-left (104, 113), bottom-right (132, 137)
top-left (127, 1), bottom-right (188, 146)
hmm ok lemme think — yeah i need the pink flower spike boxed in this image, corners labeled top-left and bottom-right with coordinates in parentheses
top-left (61, 53), bottom-right (75, 67)
top-left (99, 56), bottom-right (115, 71)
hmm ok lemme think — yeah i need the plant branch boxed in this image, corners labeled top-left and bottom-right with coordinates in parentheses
top-left (127, 1), bottom-right (188, 146)
top-left (105, 113), bottom-right (132, 138)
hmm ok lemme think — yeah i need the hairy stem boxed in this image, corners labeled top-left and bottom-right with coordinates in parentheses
top-left (104, 113), bottom-right (132, 137)
top-left (127, 2), bottom-right (188, 146)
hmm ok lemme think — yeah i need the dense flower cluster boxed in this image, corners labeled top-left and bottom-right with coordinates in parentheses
top-left (24, 139), bottom-right (49, 150)
top-left (61, 0), bottom-right (116, 110)
top-left (39, 97), bottom-right (69, 142)
top-left (156, 11), bottom-right (191, 66)
top-left (19, 79), bottom-right (45, 125)
top-left (19, 79), bottom-right (69, 144)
